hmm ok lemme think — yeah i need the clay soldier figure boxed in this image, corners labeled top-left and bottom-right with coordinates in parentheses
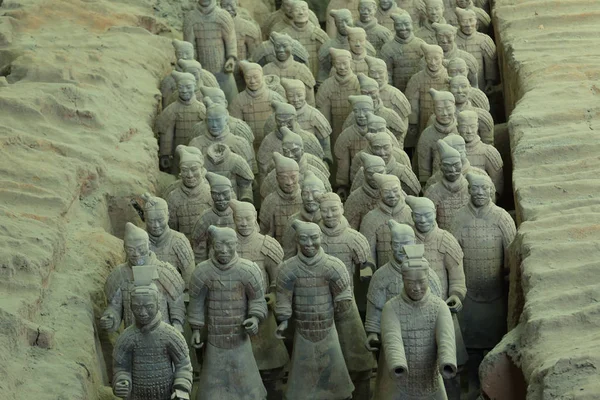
top-left (345, 153), bottom-right (385, 229)
top-left (275, 220), bottom-right (355, 400)
top-left (263, 0), bottom-right (319, 38)
top-left (229, 200), bottom-right (290, 395)
top-left (261, 129), bottom-right (331, 200)
top-left (189, 97), bottom-right (256, 171)
top-left (182, 0), bottom-right (237, 76)
top-left (156, 71), bottom-right (206, 174)
top-left (250, 35), bottom-right (310, 67)
top-left (202, 143), bottom-right (254, 201)
top-left (416, 0), bottom-right (447, 44)
top-left (450, 173), bottom-right (516, 395)
top-left (188, 226), bottom-right (268, 400)
top-left (112, 282), bottom-right (193, 400)
top-left (446, 58), bottom-right (490, 111)
top-left (258, 101), bottom-right (325, 181)
top-left (378, 244), bottom-right (457, 400)
top-left (229, 61), bottom-right (286, 152)
top-left (190, 172), bottom-right (236, 262)
top-left (166, 146), bottom-right (213, 239)
top-left (458, 110), bottom-right (503, 194)
top-left (141, 193), bottom-right (195, 285)
top-left (351, 136), bottom-right (421, 196)
top-left (165, 59), bottom-right (221, 108)
top-left (280, 1), bottom-right (329, 79)
top-left (350, 128), bottom-right (411, 179)
top-left (160, 39), bottom-right (195, 107)
top-left (326, 0), bottom-right (360, 37)
top-left (343, 73), bottom-right (408, 145)
top-left (342, 26), bottom-right (371, 77)
top-left (431, 22), bottom-right (479, 89)
top-left (405, 43), bottom-right (449, 142)
top-left (259, 153), bottom-right (303, 242)
top-left (424, 140), bottom-right (470, 229)
top-left (416, 88), bottom-right (458, 184)
top-left (454, 8), bottom-right (497, 93)
top-left (263, 31), bottom-right (316, 106)
top-left (101, 223), bottom-right (186, 333)
top-left (379, 12), bottom-right (426, 94)
top-left (318, 9), bottom-right (377, 85)
top-left (365, 56), bottom-right (412, 125)
top-left (454, 0), bottom-right (491, 33)
top-left (360, 173), bottom-right (414, 267)
top-left (316, 48), bottom-right (362, 144)
top-left (198, 86), bottom-right (255, 144)
top-left (354, 0), bottom-right (393, 52)
top-left (375, 0), bottom-right (406, 32)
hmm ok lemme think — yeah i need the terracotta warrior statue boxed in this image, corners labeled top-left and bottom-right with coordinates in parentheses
top-left (197, 86), bottom-right (255, 144)
top-left (229, 200), bottom-right (290, 395)
top-left (229, 60), bottom-right (286, 153)
top-left (450, 173), bottom-right (516, 395)
top-left (183, 0), bottom-right (237, 76)
top-left (190, 172), bottom-right (236, 263)
top-left (326, 0), bottom-right (360, 37)
top-left (376, 0), bottom-right (417, 32)
top-left (257, 101), bottom-right (325, 181)
top-left (280, 1), bottom-right (329, 78)
top-left (350, 127), bottom-right (411, 180)
top-left (166, 145), bottom-right (212, 240)
top-left (275, 220), bottom-right (355, 400)
top-left (416, 88), bottom-right (458, 184)
top-left (259, 153), bottom-right (303, 242)
top-left (164, 59), bottom-right (220, 108)
top-left (454, 0), bottom-right (491, 34)
top-left (316, 48), bottom-right (361, 144)
top-left (431, 22), bottom-right (479, 88)
top-left (379, 12), bottom-right (426, 94)
top-left (263, 0), bottom-right (319, 38)
top-left (455, 7), bottom-right (498, 94)
top-left (458, 110), bottom-right (503, 194)
top-left (188, 226), bottom-right (268, 400)
top-left (318, 9), bottom-right (376, 85)
top-left (343, 26), bottom-right (371, 77)
top-left (360, 173), bottom-right (414, 267)
top-left (354, 0), bottom-right (393, 52)
top-left (405, 43), bottom-right (449, 143)
top-left (160, 39), bottom-right (195, 107)
top-left (424, 139), bottom-right (470, 229)
top-left (446, 58), bottom-right (490, 112)
top-left (250, 34), bottom-right (310, 67)
top-left (280, 170), bottom-right (327, 259)
top-left (345, 152), bottom-right (384, 223)
top-left (416, 0), bottom-right (447, 44)
top-left (189, 97), bottom-right (256, 172)
top-left (112, 281), bottom-right (193, 400)
top-left (155, 71), bottom-right (206, 174)
top-left (261, 128), bottom-right (331, 200)
top-left (141, 193), bottom-right (195, 285)
top-left (378, 243), bottom-right (457, 399)
top-left (342, 73), bottom-right (408, 145)
top-left (101, 223), bottom-right (186, 333)
top-left (202, 143), bottom-right (254, 202)
top-left (351, 135), bottom-right (421, 196)
top-left (263, 31), bottom-right (316, 106)
top-left (365, 55), bottom-right (412, 125)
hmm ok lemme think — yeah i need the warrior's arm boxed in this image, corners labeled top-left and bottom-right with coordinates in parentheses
top-left (381, 301), bottom-right (408, 378)
top-left (274, 264), bottom-right (295, 322)
top-left (112, 330), bottom-right (134, 390)
top-left (443, 236), bottom-right (467, 300)
top-left (187, 276), bottom-right (208, 330)
top-left (103, 287), bottom-right (123, 333)
top-left (245, 264), bottom-right (268, 322)
top-left (167, 292), bottom-right (186, 327)
top-left (436, 303), bottom-right (457, 374)
top-left (404, 76), bottom-right (420, 126)
top-left (364, 281), bottom-right (386, 334)
top-left (221, 15), bottom-right (238, 61)
top-left (168, 329), bottom-right (194, 394)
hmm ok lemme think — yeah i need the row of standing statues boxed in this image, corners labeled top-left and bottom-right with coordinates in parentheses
top-left (101, 0), bottom-right (516, 399)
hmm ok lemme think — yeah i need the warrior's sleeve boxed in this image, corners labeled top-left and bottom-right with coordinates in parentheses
top-left (334, 134), bottom-right (351, 187)
top-left (172, 232), bottom-right (195, 286)
top-left (315, 79), bottom-right (333, 123)
top-left (365, 272), bottom-right (387, 334)
top-left (301, 131), bottom-right (325, 159)
top-left (328, 258), bottom-right (353, 304)
top-left (441, 232), bottom-right (467, 300)
top-left (104, 270), bottom-right (125, 332)
top-left (404, 74), bottom-right (421, 125)
top-left (470, 88), bottom-right (490, 111)
top-left (463, 52), bottom-right (480, 89)
top-left (400, 165), bottom-right (422, 196)
top-left (166, 191), bottom-right (180, 231)
top-left (274, 261), bottom-right (295, 322)
top-left (166, 327), bottom-right (194, 394)
top-left (349, 152), bottom-right (362, 182)
top-left (390, 91), bottom-right (412, 120)
top-left (182, 15), bottom-right (195, 47)
top-left (379, 45), bottom-right (395, 85)
top-left (190, 211), bottom-right (210, 263)
top-left (262, 236), bottom-right (284, 291)
top-left (481, 35), bottom-right (499, 83)
top-left (112, 327), bottom-right (135, 390)
top-left (435, 301), bottom-right (457, 373)
top-left (498, 210), bottom-right (517, 270)
top-left (350, 168), bottom-right (363, 192)
top-left (159, 263), bottom-right (187, 326)
top-left (475, 107), bottom-right (494, 145)
top-left (233, 118), bottom-right (255, 144)
top-left (219, 11), bottom-right (238, 60)
top-left (244, 262), bottom-right (268, 322)
top-left (187, 267), bottom-right (209, 330)
top-left (155, 105), bottom-right (176, 157)
top-left (485, 145), bottom-right (504, 195)
top-left (228, 94), bottom-right (244, 120)
top-left (381, 299), bottom-right (408, 378)
top-left (317, 45), bottom-right (332, 86)
top-left (385, 109), bottom-right (408, 145)
top-left (351, 230), bottom-right (374, 268)
top-left (341, 112), bottom-right (354, 131)
top-left (416, 131), bottom-right (433, 184)
top-left (359, 214), bottom-right (378, 266)
top-left (258, 196), bottom-right (274, 236)
top-left (281, 220), bottom-right (298, 261)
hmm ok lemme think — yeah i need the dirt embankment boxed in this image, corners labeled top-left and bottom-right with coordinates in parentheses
top-left (482, 0), bottom-right (600, 398)
top-left (0, 0), bottom-right (176, 397)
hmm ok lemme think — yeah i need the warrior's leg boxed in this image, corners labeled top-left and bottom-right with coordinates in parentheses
top-left (349, 369), bottom-right (372, 400)
top-left (261, 367), bottom-right (284, 400)
top-left (466, 348), bottom-right (485, 399)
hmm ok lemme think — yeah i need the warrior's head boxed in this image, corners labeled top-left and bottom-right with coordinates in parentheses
top-left (467, 173), bottom-right (494, 208)
top-left (361, 152), bottom-right (386, 189)
top-left (437, 139), bottom-right (462, 182)
top-left (177, 145), bottom-right (205, 188)
top-left (230, 200), bottom-right (258, 237)
top-left (300, 170), bottom-right (326, 214)
top-left (124, 222), bottom-right (150, 267)
top-left (209, 225), bottom-right (238, 265)
top-left (430, 88), bottom-right (456, 125)
top-left (141, 193), bottom-right (169, 238)
top-left (273, 152), bottom-right (300, 194)
top-left (318, 192), bottom-right (344, 229)
top-left (293, 220), bottom-right (322, 258)
top-left (406, 195), bottom-right (437, 234)
top-left (349, 95), bottom-right (374, 127)
top-left (390, 12), bottom-right (413, 40)
top-left (401, 244), bottom-right (430, 301)
top-left (373, 173), bottom-right (403, 207)
top-left (281, 78), bottom-right (306, 110)
top-left (205, 172), bottom-right (233, 212)
top-left (388, 220), bottom-right (416, 263)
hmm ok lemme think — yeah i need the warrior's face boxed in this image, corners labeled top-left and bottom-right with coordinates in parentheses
top-left (131, 292), bottom-right (159, 325)
top-left (469, 181), bottom-right (492, 207)
top-left (276, 114), bottom-right (296, 130)
top-left (292, 3), bottom-right (310, 24)
top-left (274, 40), bottom-right (292, 62)
top-left (198, 0), bottom-right (214, 7)
top-left (126, 241), bottom-right (150, 267)
top-left (321, 201), bottom-right (343, 228)
top-left (379, 0), bottom-right (394, 11)
top-left (361, 87), bottom-right (380, 104)
top-left (211, 187), bottom-right (232, 212)
top-left (213, 237), bottom-right (237, 264)
top-left (456, 0), bottom-right (470, 8)
top-left (207, 114), bottom-right (228, 136)
top-left (244, 70), bottom-right (263, 91)
top-left (180, 161), bottom-right (203, 188)
top-left (370, 142), bottom-right (392, 163)
top-left (221, 0), bottom-right (237, 17)
top-left (178, 81), bottom-right (196, 102)
top-left (425, 53), bottom-right (443, 72)
top-left (335, 16), bottom-right (353, 35)
top-left (146, 209), bottom-right (169, 237)
top-left (436, 32), bottom-right (455, 53)
top-left (458, 120), bottom-right (478, 143)
top-left (359, 3), bottom-right (376, 23)
top-left (412, 210), bottom-right (436, 234)
top-left (447, 63), bottom-right (467, 78)
top-left (277, 171), bottom-right (300, 193)
top-left (391, 236), bottom-right (415, 262)
top-left (426, 4), bottom-right (444, 23)
top-left (333, 58), bottom-right (352, 77)
top-left (458, 14), bottom-right (477, 35)
top-left (450, 79), bottom-right (470, 104)
top-left (403, 269), bottom-right (429, 301)
top-left (297, 230), bottom-right (322, 258)
top-left (394, 17), bottom-right (412, 39)
top-left (282, 0), bottom-right (296, 18)
top-left (354, 104), bottom-right (373, 126)
top-left (349, 35), bottom-right (366, 55)
top-left (176, 49), bottom-right (194, 61)
top-left (301, 186), bottom-right (325, 213)
top-left (234, 213), bottom-right (256, 236)
top-left (434, 100), bottom-right (455, 125)
top-left (282, 142), bottom-right (303, 163)
top-left (368, 65), bottom-right (387, 87)
top-left (381, 183), bottom-right (402, 207)
top-left (441, 159), bottom-right (462, 182)
top-left (286, 88), bottom-right (306, 109)
top-left (365, 166), bottom-right (386, 188)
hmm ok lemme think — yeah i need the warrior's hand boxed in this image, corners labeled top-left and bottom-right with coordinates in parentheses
top-left (365, 332), bottom-right (380, 352)
top-left (484, 81), bottom-right (495, 95)
top-left (441, 363), bottom-right (457, 379)
top-left (336, 186), bottom-right (349, 202)
top-left (114, 380), bottom-right (131, 398)
top-left (191, 330), bottom-right (204, 349)
top-left (243, 316), bottom-right (260, 336)
top-left (407, 124), bottom-right (418, 138)
top-left (159, 155), bottom-right (171, 171)
top-left (265, 292), bottom-right (276, 307)
top-left (172, 321), bottom-right (184, 334)
top-left (99, 312), bottom-right (115, 331)
top-left (224, 57), bottom-right (235, 73)
top-left (446, 295), bottom-right (463, 313)
top-left (275, 320), bottom-right (288, 339)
